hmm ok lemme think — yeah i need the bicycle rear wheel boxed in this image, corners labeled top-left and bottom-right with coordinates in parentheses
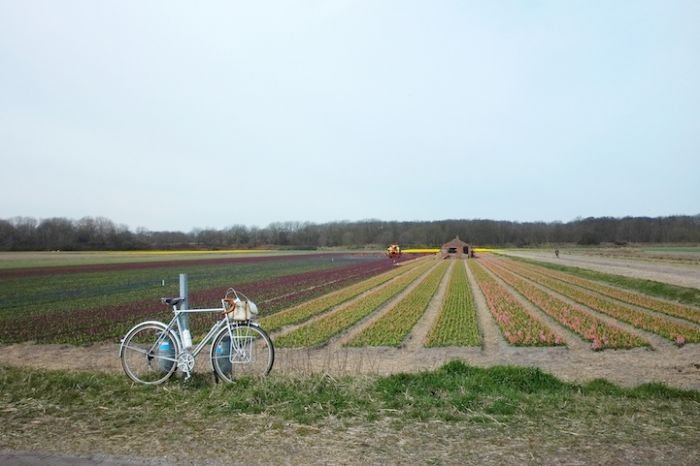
top-left (211, 323), bottom-right (274, 383)
top-left (120, 322), bottom-right (179, 385)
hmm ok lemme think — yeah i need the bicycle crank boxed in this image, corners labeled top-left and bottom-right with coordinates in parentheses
top-left (177, 351), bottom-right (195, 380)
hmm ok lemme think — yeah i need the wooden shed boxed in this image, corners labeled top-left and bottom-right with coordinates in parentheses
top-left (441, 236), bottom-right (473, 258)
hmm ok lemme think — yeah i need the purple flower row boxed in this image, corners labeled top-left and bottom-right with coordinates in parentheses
top-left (0, 257), bottom-right (394, 344)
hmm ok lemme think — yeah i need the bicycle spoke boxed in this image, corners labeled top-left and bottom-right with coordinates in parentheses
top-left (120, 323), bottom-right (178, 385)
top-left (211, 323), bottom-right (274, 383)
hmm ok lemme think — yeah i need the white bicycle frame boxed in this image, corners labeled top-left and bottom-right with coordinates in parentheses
top-left (171, 306), bottom-right (232, 355)
top-left (122, 301), bottom-right (258, 380)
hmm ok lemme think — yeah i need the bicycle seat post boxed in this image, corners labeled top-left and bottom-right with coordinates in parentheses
top-left (177, 274), bottom-right (193, 350)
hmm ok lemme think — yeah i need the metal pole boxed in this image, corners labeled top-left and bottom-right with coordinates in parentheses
top-left (179, 273), bottom-right (189, 310)
top-left (178, 273), bottom-right (192, 348)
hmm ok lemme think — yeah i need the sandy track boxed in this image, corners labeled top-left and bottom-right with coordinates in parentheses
top-left (500, 250), bottom-right (700, 288)
top-left (1, 336), bottom-right (698, 391)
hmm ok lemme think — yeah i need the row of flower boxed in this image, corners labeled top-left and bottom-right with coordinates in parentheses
top-left (347, 262), bottom-right (449, 347)
top-left (274, 261), bottom-right (434, 348)
top-left (261, 259), bottom-right (427, 333)
top-left (469, 260), bottom-right (564, 347)
top-left (480, 258), bottom-right (648, 350)
top-left (0, 255), bottom-right (394, 344)
top-left (511, 259), bottom-right (700, 324)
top-left (490, 257), bottom-right (699, 347)
top-left (0, 254), bottom-right (377, 321)
top-left (0, 252), bottom-right (345, 278)
top-left (425, 262), bottom-right (481, 347)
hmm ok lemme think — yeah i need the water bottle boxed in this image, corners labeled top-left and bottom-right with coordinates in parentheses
top-left (178, 311), bottom-right (193, 349)
top-left (215, 336), bottom-right (232, 375)
top-left (158, 341), bottom-right (175, 373)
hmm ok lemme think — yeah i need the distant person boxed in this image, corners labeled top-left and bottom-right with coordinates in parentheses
top-left (555, 249), bottom-right (560, 258)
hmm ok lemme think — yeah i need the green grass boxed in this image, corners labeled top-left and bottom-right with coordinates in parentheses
top-left (642, 246), bottom-right (700, 254)
top-left (2, 363), bottom-right (699, 464)
top-left (510, 256), bottom-right (700, 307)
top-left (1, 362), bottom-right (697, 427)
top-left (0, 250), bottom-right (294, 270)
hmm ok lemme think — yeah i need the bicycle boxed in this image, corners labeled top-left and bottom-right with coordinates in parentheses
top-left (119, 288), bottom-right (274, 385)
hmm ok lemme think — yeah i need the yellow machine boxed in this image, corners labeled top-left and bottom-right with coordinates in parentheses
top-left (386, 244), bottom-right (401, 259)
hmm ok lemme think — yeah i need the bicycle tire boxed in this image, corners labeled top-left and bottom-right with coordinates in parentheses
top-left (120, 321), bottom-right (180, 385)
top-left (210, 322), bottom-right (274, 383)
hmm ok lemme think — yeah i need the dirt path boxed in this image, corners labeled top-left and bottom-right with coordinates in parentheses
top-left (330, 261), bottom-right (441, 348)
top-left (401, 259), bottom-right (453, 350)
top-left (476, 260), bottom-right (589, 351)
top-left (2, 334), bottom-right (699, 391)
top-left (465, 260), bottom-right (505, 352)
top-left (500, 250), bottom-right (700, 288)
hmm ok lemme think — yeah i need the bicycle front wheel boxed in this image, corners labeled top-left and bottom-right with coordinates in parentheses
top-left (120, 322), bottom-right (179, 385)
top-left (211, 323), bottom-right (274, 383)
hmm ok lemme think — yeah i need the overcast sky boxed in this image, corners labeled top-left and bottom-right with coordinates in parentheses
top-left (1, 1), bottom-right (698, 232)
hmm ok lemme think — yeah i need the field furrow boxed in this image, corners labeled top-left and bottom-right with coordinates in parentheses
top-left (261, 259), bottom-right (427, 333)
top-left (503, 257), bottom-right (700, 324)
top-left (274, 261), bottom-right (435, 348)
top-left (489, 257), bottom-right (700, 346)
top-left (468, 260), bottom-right (563, 347)
top-left (347, 261), bottom-right (450, 347)
top-left (480, 259), bottom-right (649, 350)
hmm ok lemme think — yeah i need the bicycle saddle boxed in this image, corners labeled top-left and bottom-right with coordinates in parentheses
top-left (161, 297), bottom-right (185, 306)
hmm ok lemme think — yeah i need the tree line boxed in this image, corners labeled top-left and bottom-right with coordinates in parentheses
top-left (1, 215), bottom-right (699, 251)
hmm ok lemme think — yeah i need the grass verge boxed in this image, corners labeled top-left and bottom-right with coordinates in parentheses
top-left (1, 361), bottom-right (697, 425)
top-left (1, 362), bottom-right (699, 464)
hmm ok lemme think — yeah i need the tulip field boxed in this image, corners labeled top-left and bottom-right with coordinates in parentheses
top-left (484, 258), bottom-right (700, 346)
top-left (1, 249), bottom-right (698, 361)
top-left (261, 253), bottom-right (699, 352)
top-left (425, 261), bottom-right (480, 347)
top-left (0, 253), bottom-right (405, 344)
top-left (346, 261), bottom-right (449, 347)
top-left (273, 259), bottom-right (434, 347)
top-left (480, 256), bottom-right (700, 347)
top-left (468, 260), bottom-right (564, 347)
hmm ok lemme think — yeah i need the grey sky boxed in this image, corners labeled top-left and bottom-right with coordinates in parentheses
top-left (1, 1), bottom-right (698, 232)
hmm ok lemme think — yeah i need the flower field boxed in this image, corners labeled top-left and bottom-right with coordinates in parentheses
top-left (347, 261), bottom-right (449, 347)
top-left (486, 256), bottom-right (700, 346)
top-left (0, 253), bottom-right (396, 344)
top-left (505, 258), bottom-right (700, 324)
top-left (1, 249), bottom-right (696, 358)
top-left (425, 262), bottom-right (480, 347)
top-left (480, 258), bottom-right (649, 350)
top-left (0, 254), bottom-right (358, 319)
top-left (468, 260), bottom-right (563, 347)
top-left (260, 259), bottom-right (426, 333)
top-left (274, 260), bottom-right (434, 347)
